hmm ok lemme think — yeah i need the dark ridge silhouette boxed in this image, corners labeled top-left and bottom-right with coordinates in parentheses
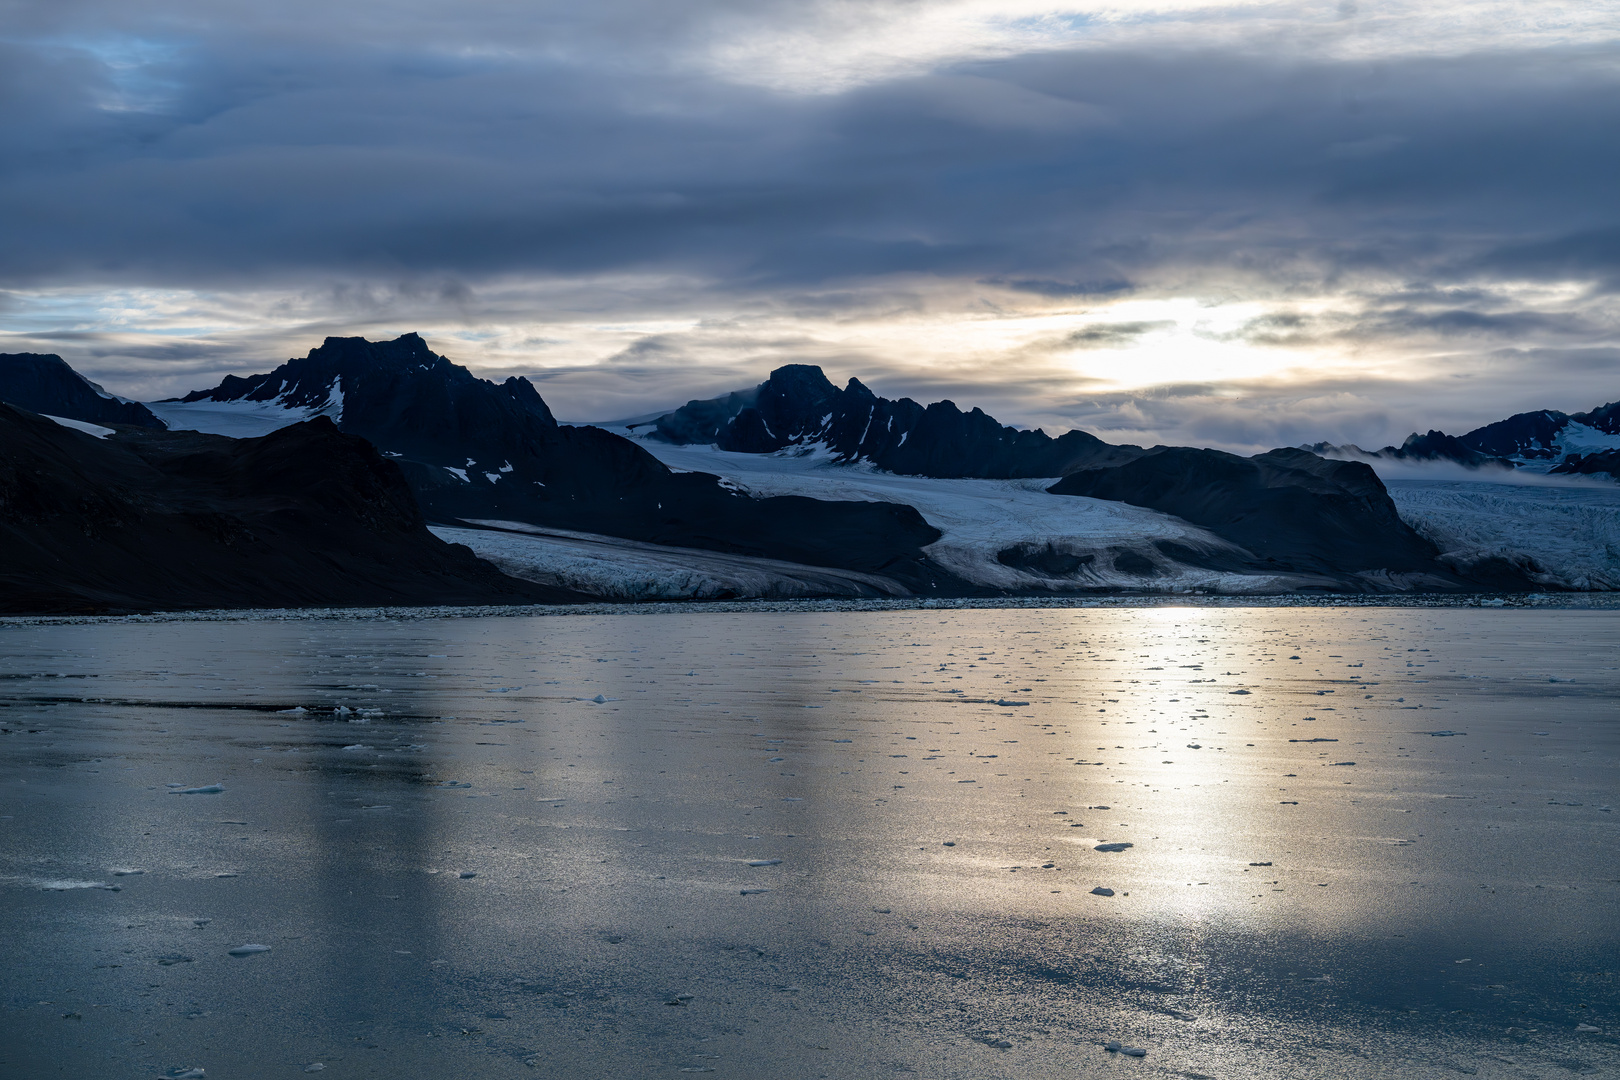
top-left (0, 352), bottom-right (166, 429)
top-left (0, 403), bottom-right (583, 614)
top-left (644, 363), bottom-right (1137, 478)
top-left (1376, 430), bottom-right (1517, 470)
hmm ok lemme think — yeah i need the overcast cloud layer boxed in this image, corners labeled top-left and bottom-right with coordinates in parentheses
top-left (2, 0), bottom-right (1618, 452)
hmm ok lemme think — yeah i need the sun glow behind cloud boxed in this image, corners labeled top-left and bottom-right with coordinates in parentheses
top-left (8, 274), bottom-right (1602, 457)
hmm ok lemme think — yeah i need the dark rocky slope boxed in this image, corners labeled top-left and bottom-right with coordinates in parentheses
top-left (644, 364), bottom-right (1136, 478)
top-left (1049, 446), bottom-right (1539, 589)
top-left (179, 336), bottom-right (950, 590)
top-left (0, 404), bottom-right (582, 614)
top-left (1551, 448), bottom-right (1620, 480)
top-left (0, 352), bottom-right (166, 429)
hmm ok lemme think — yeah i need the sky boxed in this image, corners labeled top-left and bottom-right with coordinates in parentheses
top-left (2, 0), bottom-right (1618, 453)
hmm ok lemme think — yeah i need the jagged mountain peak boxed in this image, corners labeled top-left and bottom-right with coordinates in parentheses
top-left (175, 332), bottom-right (558, 464)
top-left (182, 332), bottom-right (553, 427)
top-left (644, 363), bottom-right (1127, 479)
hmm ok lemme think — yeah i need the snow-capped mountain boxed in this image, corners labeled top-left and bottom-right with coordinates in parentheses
top-left (1309, 400), bottom-right (1620, 478)
top-left (12, 342), bottom-right (1613, 603)
top-left (641, 363), bottom-right (1137, 477)
top-left (0, 352), bottom-right (166, 430)
top-left (611, 364), bottom-right (1553, 594)
top-left (161, 334), bottom-right (949, 591)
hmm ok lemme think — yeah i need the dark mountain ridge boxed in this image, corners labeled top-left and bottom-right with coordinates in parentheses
top-left (1307, 399), bottom-right (1620, 474)
top-left (0, 403), bottom-right (581, 614)
top-left (642, 364), bottom-right (1138, 478)
top-left (0, 352), bottom-right (166, 430)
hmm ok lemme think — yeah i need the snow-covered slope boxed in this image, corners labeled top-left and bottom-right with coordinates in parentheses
top-left (433, 521), bottom-right (911, 600)
top-left (632, 442), bottom-right (1313, 594)
top-left (147, 397), bottom-right (339, 438)
top-left (1386, 478), bottom-right (1620, 590)
top-left (43, 414), bottom-right (114, 439)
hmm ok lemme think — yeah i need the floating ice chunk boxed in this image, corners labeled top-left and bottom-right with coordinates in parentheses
top-left (170, 1070), bottom-right (207, 1079)
top-left (942, 841), bottom-right (956, 846)
top-left (459, 871), bottom-right (477, 879)
top-left (341, 744), bottom-right (369, 751)
top-left (1229, 689), bottom-right (1251, 695)
top-left (1577, 1023), bottom-right (1601, 1032)
top-left (1424, 730), bottom-right (1464, 737)
top-left (747, 859), bottom-right (782, 867)
top-left (1326, 761), bottom-right (1357, 766)
top-left (1094, 842), bottom-right (1133, 853)
top-left (437, 781), bottom-right (472, 788)
top-left (832, 739), bottom-right (853, 743)
top-left (112, 868), bottom-right (145, 876)
top-left (304, 1065), bottom-right (326, 1073)
top-left (170, 785), bottom-right (224, 795)
top-left (592, 694), bottom-right (607, 704)
top-left (227, 944), bottom-right (270, 957)
top-left (1090, 887), bottom-right (1115, 896)
top-left (993, 699), bottom-right (1029, 707)
top-left (1248, 861), bottom-right (1273, 866)
top-left (740, 888), bottom-right (771, 895)
top-left (277, 707), bottom-right (306, 714)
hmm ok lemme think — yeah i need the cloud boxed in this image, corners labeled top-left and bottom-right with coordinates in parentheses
top-left (1061, 321), bottom-right (1174, 348)
top-left (1, 1), bottom-right (1618, 446)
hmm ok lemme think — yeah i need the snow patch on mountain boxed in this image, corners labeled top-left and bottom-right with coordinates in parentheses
top-left (147, 397), bottom-right (334, 438)
top-left (43, 414), bottom-right (114, 439)
top-left (1550, 422), bottom-right (1620, 465)
top-left (1386, 479), bottom-right (1620, 590)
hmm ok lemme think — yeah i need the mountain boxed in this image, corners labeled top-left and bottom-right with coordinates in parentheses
top-left (0, 402), bottom-right (582, 614)
top-left (1047, 446), bottom-right (1534, 588)
top-left (642, 364), bottom-right (1137, 477)
top-left (630, 364), bottom-right (1545, 592)
top-left (171, 335), bottom-right (949, 591)
top-left (1308, 400), bottom-right (1620, 473)
top-left (0, 352), bottom-right (166, 429)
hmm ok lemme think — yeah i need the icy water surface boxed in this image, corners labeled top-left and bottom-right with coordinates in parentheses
top-left (1, 608), bottom-right (1616, 1079)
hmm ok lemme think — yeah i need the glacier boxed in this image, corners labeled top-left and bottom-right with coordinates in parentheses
top-left (1384, 478), bottom-right (1620, 590)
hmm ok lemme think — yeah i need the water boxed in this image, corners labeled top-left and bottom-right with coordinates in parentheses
top-left (1, 607), bottom-right (1616, 1078)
